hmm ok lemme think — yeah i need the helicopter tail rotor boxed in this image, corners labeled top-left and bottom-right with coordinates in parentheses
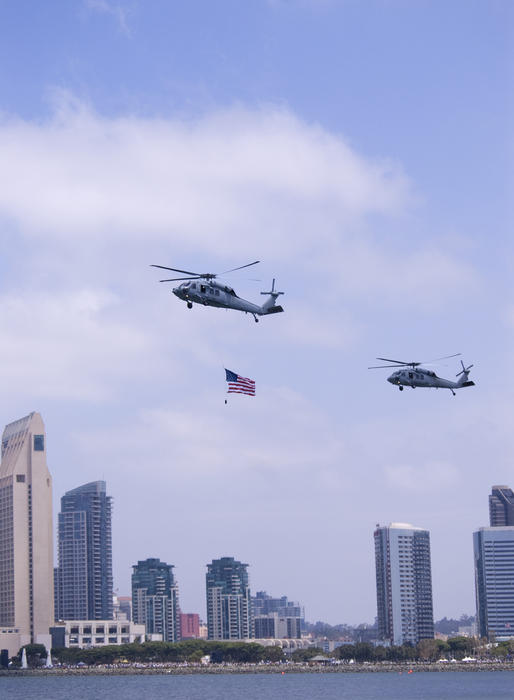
top-left (456, 360), bottom-right (474, 377)
top-left (456, 360), bottom-right (475, 387)
top-left (259, 279), bottom-right (284, 315)
top-left (260, 278), bottom-right (284, 297)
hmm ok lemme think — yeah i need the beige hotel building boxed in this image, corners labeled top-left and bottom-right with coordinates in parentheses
top-left (0, 412), bottom-right (54, 657)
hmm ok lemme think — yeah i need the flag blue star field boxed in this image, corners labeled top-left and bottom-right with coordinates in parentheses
top-left (225, 369), bottom-right (256, 396)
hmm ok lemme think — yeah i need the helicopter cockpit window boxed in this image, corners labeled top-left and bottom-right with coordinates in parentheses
top-left (200, 285), bottom-right (206, 293)
top-left (215, 289), bottom-right (220, 296)
top-left (191, 283), bottom-right (196, 289)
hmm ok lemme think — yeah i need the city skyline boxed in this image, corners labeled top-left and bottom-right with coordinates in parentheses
top-left (1, 409), bottom-right (508, 645)
top-left (0, 1), bottom-right (513, 624)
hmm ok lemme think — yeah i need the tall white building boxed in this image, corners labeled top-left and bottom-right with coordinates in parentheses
top-left (0, 413), bottom-right (54, 657)
top-left (474, 526), bottom-right (514, 640)
top-left (374, 522), bottom-right (434, 646)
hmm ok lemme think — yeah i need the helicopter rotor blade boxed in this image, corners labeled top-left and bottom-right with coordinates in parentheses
top-left (151, 265), bottom-right (201, 276)
top-left (158, 276), bottom-right (202, 282)
top-left (376, 357), bottom-right (420, 366)
top-left (368, 364), bottom-right (412, 369)
top-left (221, 260), bottom-right (260, 275)
top-left (425, 353), bottom-right (462, 363)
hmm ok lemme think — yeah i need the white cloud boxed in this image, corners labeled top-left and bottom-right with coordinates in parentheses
top-left (0, 98), bottom-right (408, 250)
top-left (0, 96), bottom-right (478, 314)
top-left (0, 289), bottom-right (151, 400)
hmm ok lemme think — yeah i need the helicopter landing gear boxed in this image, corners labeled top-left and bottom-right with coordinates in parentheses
top-left (399, 386), bottom-right (404, 391)
top-left (252, 314), bottom-right (259, 323)
top-left (451, 389), bottom-right (456, 396)
top-left (187, 301), bottom-right (193, 309)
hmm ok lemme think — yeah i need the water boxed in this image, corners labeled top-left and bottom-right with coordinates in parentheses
top-left (1, 670), bottom-right (512, 700)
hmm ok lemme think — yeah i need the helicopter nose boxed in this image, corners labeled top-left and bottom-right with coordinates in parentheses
top-left (387, 374), bottom-right (395, 384)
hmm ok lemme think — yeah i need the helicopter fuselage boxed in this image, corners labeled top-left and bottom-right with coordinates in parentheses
top-left (387, 367), bottom-right (474, 393)
top-left (172, 278), bottom-right (282, 317)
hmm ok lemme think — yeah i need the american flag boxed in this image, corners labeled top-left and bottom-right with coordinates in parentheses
top-left (225, 369), bottom-right (255, 396)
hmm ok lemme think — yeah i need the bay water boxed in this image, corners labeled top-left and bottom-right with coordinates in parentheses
top-left (1, 670), bottom-right (511, 700)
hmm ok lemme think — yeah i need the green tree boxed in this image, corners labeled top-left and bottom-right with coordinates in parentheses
top-left (262, 645), bottom-right (284, 662)
top-left (417, 638), bottom-right (442, 661)
top-left (447, 636), bottom-right (475, 659)
top-left (353, 642), bottom-right (374, 662)
top-left (291, 647), bottom-right (323, 662)
top-left (333, 644), bottom-right (355, 661)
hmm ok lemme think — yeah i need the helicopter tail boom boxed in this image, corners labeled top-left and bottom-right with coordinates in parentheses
top-left (262, 305), bottom-right (284, 315)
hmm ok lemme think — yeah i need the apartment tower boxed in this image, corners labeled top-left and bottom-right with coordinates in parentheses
top-left (206, 556), bottom-right (252, 640)
top-left (374, 522), bottom-right (434, 646)
top-left (55, 481), bottom-right (113, 620)
top-left (0, 413), bottom-right (54, 655)
top-left (131, 558), bottom-right (180, 642)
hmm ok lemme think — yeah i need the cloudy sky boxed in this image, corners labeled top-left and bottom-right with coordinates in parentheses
top-left (1, 0), bottom-right (513, 625)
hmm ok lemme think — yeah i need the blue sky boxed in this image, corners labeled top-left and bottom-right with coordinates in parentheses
top-left (1, 0), bottom-right (513, 624)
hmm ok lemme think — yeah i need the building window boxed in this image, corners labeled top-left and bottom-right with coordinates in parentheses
top-left (16, 475), bottom-right (25, 483)
top-left (33, 435), bottom-right (44, 451)
top-left (121, 637), bottom-right (130, 643)
top-left (95, 637), bottom-right (105, 644)
top-left (108, 637), bottom-right (117, 643)
top-left (109, 626), bottom-right (117, 634)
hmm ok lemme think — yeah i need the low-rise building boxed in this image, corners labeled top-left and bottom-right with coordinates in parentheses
top-left (50, 619), bottom-right (146, 648)
top-left (180, 613), bottom-right (200, 639)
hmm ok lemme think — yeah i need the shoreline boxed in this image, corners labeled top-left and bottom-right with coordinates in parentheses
top-left (2, 661), bottom-right (514, 676)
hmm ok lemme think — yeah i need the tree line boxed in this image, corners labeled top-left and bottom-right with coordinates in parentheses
top-left (14, 635), bottom-right (514, 668)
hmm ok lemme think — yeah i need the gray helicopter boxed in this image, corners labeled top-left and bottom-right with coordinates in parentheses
top-left (369, 354), bottom-right (475, 396)
top-left (151, 261), bottom-right (284, 322)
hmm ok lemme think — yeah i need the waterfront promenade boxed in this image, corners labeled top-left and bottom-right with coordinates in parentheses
top-left (2, 660), bottom-right (514, 676)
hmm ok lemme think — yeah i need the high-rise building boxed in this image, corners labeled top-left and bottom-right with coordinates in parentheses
top-left (474, 526), bottom-right (514, 640)
top-left (131, 558), bottom-right (180, 642)
top-left (374, 522), bottom-right (434, 646)
top-left (55, 481), bottom-right (113, 620)
top-left (0, 412), bottom-right (54, 656)
top-left (489, 486), bottom-right (514, 527)
top-left (206, 556), bottom-right (252, 640)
